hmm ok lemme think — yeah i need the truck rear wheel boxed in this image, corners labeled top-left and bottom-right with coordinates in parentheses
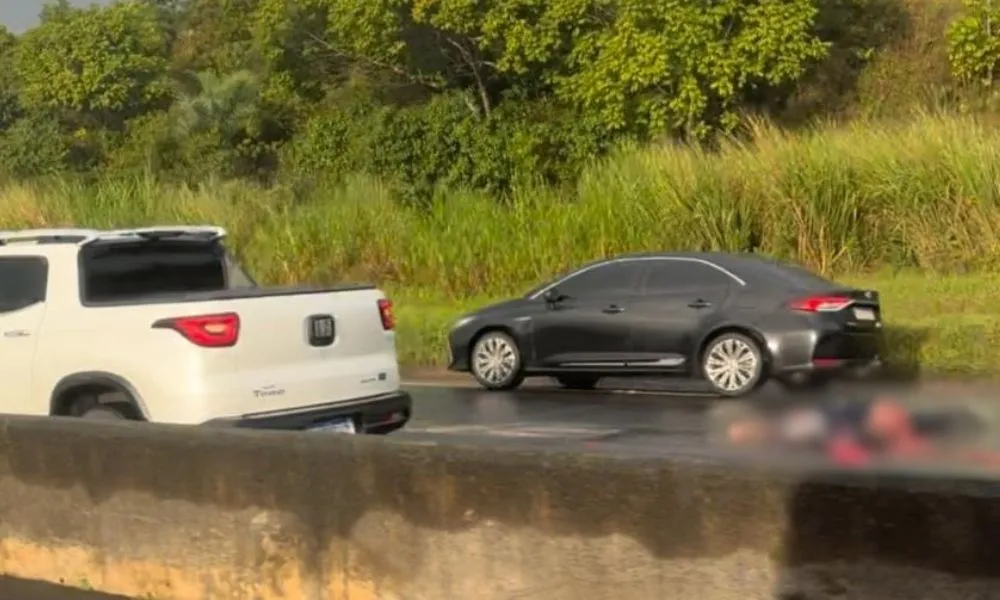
top-left (80, 405), bottom-right (129, 420)
top-left (68, 392), bottom-right (138, 420)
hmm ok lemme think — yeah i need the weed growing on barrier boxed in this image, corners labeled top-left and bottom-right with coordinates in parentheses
top-left (3, 113), bottom-right (1000, 375)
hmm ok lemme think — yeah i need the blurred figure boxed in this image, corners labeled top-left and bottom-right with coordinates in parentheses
top-left (823, 397), bottom-right (929, 466)
top-left (866, 398), bottom-right (930, 456)
top-left (719, 393), bottom-right (986, 468)
top-left (723, 402), bottom-right (831, 452)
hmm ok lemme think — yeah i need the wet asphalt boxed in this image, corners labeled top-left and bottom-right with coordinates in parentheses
top-left (396, 376), bottom-right (916, 459)
top-left (400, 378), bottom-right (721, 458)
top-left (0, 376), bottom-right (978, 598)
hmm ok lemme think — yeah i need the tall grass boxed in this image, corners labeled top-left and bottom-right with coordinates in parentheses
top-left (5, 112), bottom-right (1000, 371)
top-left (5, 113), bottom-right (1000, 298)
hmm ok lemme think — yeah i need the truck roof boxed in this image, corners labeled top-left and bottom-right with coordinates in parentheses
top-left (0, 226), bottom-right (227, 247)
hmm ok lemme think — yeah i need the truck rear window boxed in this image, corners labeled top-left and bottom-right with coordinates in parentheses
top-left (80, 240), bottom-right (229, 303)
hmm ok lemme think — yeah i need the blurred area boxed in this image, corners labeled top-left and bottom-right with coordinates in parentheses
top-left (708, 386), bottom-right (1000, 472)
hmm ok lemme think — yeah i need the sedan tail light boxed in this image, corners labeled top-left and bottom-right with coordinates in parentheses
top-left (787, 295), bottom-right (853, 313)
top-left (152, 312), bottom-right (240, 347)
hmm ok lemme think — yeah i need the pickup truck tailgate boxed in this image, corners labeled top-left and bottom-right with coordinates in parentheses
top-left (222, 287), bottom-right (399, 415)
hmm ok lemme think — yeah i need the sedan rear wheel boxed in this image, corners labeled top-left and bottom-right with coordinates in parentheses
top-left (702, 333), bottom-right (765, 397)
top-left (470, 331), bottom-right (525, 391)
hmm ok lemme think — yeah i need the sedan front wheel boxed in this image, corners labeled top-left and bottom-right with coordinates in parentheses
top-left (470, 330), bottom-right (526, 391)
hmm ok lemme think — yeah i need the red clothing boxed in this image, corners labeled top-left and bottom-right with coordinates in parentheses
top-left (826, 432), bottom-right (873, 467)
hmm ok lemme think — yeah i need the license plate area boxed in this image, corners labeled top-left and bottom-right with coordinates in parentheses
top-left (853, 307), bottom-right (876, 321)
top-left (307, 314), bottom-right (336, 347)
top-left (308, 416), bottom-right (356, 434)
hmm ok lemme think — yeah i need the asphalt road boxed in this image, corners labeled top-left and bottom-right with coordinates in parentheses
top-left (400, 380), bottom-right (719, 457)
top-left (396, 376), bottom-right (910, 459)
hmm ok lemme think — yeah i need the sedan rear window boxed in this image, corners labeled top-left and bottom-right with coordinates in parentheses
top-left (752, 257), bottom-right (840, 289)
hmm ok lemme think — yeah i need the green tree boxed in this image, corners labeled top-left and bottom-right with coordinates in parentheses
top-left (165, 69), bottom-right (279, 179)
top-left (169, 70), bottom-right (262, 139)
top-left (471, 0), bottom-right (830, 136)
top-left (0, 113), bottom-right (70, 178)
top-left (0, 26), bottom-right (20, 131)
top-left (251, 0), bottom-right (348, 95)
top-left (303, 0), bottom-right (510, 115)
top-left (15, 0), bottom-right (171, 128)
top-left (39, 0), bottom-right (74, 23)
top-left (307, 0), bottom-right (828, 135)
top-left (169, 0), bottom-right (314, 134)
top-left (169, 0), bottom-right (260, 73)
top-left (949, 0), bottom-right (1000, 85)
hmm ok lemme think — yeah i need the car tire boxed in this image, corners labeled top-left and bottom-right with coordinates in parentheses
top-left (70, 393), bottom-right (135, 420)
top-left (80, 404), bottom-right (129, 420)
top-left (555, 374), bottom-right (601, 390)
top-left (470, 330), bottom-right (526, 391)
top-left (701, 332), bottom-right (766, 398)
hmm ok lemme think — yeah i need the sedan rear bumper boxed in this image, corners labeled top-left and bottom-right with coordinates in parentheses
top-left (766, 327), bottom-right (883, 376)
top-left (203, 390), bottom-right (412, 434)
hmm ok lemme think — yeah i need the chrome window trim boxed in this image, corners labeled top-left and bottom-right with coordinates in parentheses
top-left (528, 256), bottom-right (746, 300)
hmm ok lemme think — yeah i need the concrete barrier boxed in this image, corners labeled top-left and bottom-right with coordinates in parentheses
top-left (0, 418), bottom-right (998, 599)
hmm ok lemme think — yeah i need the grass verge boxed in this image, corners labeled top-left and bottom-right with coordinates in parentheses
top-left (2, 113), bottom-right (1000, 377)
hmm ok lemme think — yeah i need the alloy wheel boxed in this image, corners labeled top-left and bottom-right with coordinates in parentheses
top-left (703, 335), bottom-right (763, 396)
top-left (471, 332), bottom-right (524, 390)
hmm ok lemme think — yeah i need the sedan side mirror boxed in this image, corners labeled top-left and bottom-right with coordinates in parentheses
top-left (543, 288), bottom-right (568, 305)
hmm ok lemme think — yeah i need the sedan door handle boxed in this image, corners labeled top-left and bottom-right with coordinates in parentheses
top-left (688, 299), bottom-right (712, 309)
top-left (602, 305), bottom-right (625, 314)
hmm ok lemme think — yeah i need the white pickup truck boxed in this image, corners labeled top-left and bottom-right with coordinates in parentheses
top-left (0, 225), bottom-right (411, 433)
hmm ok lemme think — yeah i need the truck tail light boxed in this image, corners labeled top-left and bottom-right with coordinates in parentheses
top-left (152, 312), bottom-right (240, 347)
top-left (377, 298), bottom-right (395, 330)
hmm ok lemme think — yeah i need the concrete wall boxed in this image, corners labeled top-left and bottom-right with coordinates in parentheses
top-left (0, 417), bottom-right (997, 599)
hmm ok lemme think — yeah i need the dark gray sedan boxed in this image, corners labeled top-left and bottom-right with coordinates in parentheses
top-left (446, 252), bottom-right (884, 397)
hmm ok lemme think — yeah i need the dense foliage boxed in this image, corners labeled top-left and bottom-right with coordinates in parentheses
top-left (0, 0), bottom-right (997, 200)
top-left (6, 114), bottom-right (1000, 373)
top-left (6, 0), bottom-right (1000, 373)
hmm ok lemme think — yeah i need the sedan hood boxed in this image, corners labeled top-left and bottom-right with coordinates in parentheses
top-left (474, 297), bottom-right (529, 316)
top-left (452, 298), bottom-right (529, 329)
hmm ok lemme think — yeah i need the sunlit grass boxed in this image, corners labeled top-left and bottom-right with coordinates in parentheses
top-left (4, 112), bottom-right (1000, 373)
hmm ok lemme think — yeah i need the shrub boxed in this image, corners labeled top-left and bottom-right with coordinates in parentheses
top-left (948, 0), bottom-right (1000, 85)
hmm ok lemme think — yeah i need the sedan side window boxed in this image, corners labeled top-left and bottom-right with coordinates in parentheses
top-left (555, 261), bottom-right (643, 299)
top-left (642, 260), bottom-right (733, 294)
